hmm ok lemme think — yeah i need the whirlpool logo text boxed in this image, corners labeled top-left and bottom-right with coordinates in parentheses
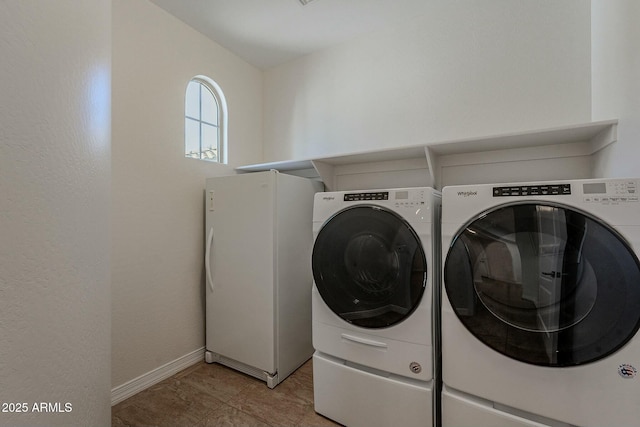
top-left (457, 191), bottom-right (478, 197)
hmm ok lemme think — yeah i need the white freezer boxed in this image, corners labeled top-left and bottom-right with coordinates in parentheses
top-left (204, 170), bottom-right (322, 387)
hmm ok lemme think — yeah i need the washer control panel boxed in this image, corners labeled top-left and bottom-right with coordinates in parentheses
top-left (344, 191), bottom-right (388, 201)
top-left (343, 190), bottom-right (427, 207)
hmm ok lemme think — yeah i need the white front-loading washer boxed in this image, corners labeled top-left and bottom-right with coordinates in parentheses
top-left (441, 178), bottom-right (640, 427)
top-left (311, 187), bottom-right (441, 427)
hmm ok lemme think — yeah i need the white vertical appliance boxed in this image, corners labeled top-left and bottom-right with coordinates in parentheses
top-left (204, 170), bottom-right (323, 388)
top-left (441, 178), bottom-right (640, 426)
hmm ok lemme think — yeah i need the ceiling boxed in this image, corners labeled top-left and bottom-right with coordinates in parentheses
top-left (149, 0), bottom-right (431, 69)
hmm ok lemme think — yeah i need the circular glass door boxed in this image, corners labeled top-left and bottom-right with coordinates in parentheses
top-left (312, 205), bottom-right (427, 329)
top-left (444, 202), bottom-right (640, 366)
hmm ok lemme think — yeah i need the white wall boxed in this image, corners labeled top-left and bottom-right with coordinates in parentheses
top-left (111, 0), bottom-right (262, 389)
top-left (0, 1), bottom-right (111, 426)
top-left (591, 0), bottom-right (640, 177)
top-left (263, 0), bottom-right (591, 163)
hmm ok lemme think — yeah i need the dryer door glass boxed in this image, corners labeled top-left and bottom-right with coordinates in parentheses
top-left (444, 203), bottom-right (640, 366)
top-left (312, 205), bottom-right (427, 328)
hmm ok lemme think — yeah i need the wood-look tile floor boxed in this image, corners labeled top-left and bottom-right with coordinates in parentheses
top-left (111, 358), bottom-right (342, 427)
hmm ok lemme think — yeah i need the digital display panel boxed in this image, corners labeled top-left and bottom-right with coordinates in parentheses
top-left (583, 183), bottom-right (607, 194)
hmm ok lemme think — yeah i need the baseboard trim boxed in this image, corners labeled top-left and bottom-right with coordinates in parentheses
top-left (111, 347), bottom-right (205, 406)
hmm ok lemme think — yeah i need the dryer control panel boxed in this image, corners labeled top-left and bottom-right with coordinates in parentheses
top-left (491, 179), bottom-right (638, 204)
top-left (583, 179), bottom-right (638, 204)
top-left (493, 184), bottom-right (571, 197)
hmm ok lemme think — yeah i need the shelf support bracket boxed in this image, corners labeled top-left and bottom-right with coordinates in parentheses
top-left (425, 146), bottom-right (440, 190)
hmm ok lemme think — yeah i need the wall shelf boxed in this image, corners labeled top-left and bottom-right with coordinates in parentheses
top-left (236, 119), bottom-right (618, 190)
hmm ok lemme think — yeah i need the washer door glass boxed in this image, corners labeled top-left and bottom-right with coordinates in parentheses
top-left (312, 205), bottom-right (427, 328)
top-left (444, 203), bottom-right (640, 366)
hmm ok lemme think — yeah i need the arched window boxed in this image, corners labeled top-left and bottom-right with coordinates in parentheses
top-left (184, 76), bottom-right (227, 163)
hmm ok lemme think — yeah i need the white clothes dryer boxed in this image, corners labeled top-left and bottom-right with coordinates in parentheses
top-left (311, 187), bottom-right (441, 427)
top-left (441, 178), bottom-right (640, 427)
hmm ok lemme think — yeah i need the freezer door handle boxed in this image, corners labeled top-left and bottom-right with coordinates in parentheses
top-left (340, 333), bottom-right (388, 349)
top-left (205, 227), bottom-right (215, 292)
